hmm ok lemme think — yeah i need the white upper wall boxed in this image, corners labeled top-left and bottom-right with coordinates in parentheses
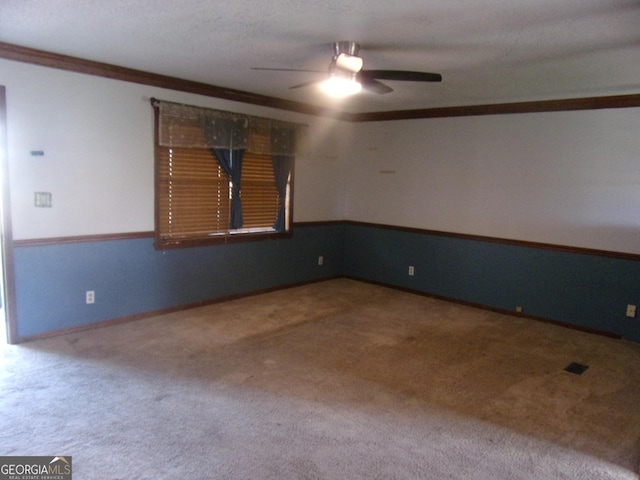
top-left (3, 58), bottom-right (639, 254)
top-left (1, 59), bottom-right (348, 240)
top-left (346, 109), bottom-right (640, 254)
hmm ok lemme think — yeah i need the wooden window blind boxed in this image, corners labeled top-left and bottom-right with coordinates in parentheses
top-left (241, 152), bottom-right (280, 229)
top-left (156, 146), bottom-right (231, 242)
top-left (155, 146), bottom-right (289, 248)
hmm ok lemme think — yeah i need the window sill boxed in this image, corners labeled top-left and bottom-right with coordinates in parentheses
top-left (154, 229), bottom-right (293, 250)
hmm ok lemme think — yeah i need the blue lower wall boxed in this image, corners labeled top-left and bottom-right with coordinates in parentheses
top-left (13, 224), bottom-right (344, 338)
top-left (343, 223), bottom-right (640, 343)
top-left (12, 222), bottom-right (640, 343)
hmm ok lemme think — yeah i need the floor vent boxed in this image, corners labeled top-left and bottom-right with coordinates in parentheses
top-left (564, 362), bottom-right (589, 375)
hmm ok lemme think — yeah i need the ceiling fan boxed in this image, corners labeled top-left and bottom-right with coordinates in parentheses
top-left (252, 41), bottom-right (442, 97)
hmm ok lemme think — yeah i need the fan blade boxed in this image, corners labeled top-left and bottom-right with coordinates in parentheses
top-left (291, 75), bottom-right (393, 94)
top-left (361, 70), bottom-right (442, 82)
top-left (251, 67), bottom-right (325, 73)
top-left (357, 76), bottom-right (394, 94)
top-left (289, 79), bottom-right (325, 89)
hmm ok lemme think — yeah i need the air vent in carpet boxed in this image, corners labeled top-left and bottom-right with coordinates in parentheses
top-left (564, 362), bottom-right (589, 375)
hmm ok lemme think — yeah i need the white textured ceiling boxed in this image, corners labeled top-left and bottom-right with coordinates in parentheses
top-left (1, 0), bottom-right (639, 113)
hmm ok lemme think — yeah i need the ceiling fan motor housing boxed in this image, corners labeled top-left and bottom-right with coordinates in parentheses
top-left (328, 42), bottom-right (364, 76)
top-left (333, 41), bottom-right (361, 59)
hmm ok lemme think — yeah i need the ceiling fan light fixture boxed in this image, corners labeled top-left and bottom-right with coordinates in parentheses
top-left (319, 74), bottom-right (362, 98)
top-left (335, 53), bottom-right (363, 73)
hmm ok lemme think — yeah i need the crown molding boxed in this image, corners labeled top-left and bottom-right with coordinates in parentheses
top-left (0, 41), bottom-right (350, 120)
top-left (2, 41), bottom-right (639, 122)
top-left (349, 94), bottom-right (640, 121)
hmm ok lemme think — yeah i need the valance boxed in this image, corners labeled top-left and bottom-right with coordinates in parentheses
top-left (152, 98), bottom-right (307, 156)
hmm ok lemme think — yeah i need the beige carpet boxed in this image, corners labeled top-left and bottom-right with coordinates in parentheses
top-left (1, 278), bottom-right (639, 479)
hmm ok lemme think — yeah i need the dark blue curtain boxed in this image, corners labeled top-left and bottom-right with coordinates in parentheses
top-left (272, 155), bottom-right (293, 232)
top-left (212, 148), bottom-right (245, 229)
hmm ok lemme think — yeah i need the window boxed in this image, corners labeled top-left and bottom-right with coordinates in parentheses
top-left (152, 99), bottom-right (302, 249)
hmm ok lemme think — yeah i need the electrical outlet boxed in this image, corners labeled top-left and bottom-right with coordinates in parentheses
top-left (318, 256), bottom-right (324, 266)
top-left (408, 266), bottom-right (415, 276)
top-left (516, 306), bottom-right (523, 313)
top-left (86, 290), bottom-right (95, 304)
top-left (626, 304), bottom-right (636, 318)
